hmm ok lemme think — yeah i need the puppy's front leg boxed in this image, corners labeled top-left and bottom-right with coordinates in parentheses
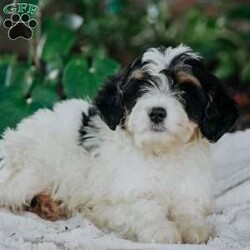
top-left (90, 199), bottom-right (181, 243)
top-left (172, 203), bottom-right (213, 244)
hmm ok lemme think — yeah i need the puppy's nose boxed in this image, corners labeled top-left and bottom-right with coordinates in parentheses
top-left (148, 107), bottom-right (167, 123)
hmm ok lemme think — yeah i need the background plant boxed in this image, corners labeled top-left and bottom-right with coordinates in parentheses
top-left (0, 0), bottom-right (249, 134)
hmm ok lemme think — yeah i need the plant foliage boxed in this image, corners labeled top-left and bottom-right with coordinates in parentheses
top-left (0, 0), bottom-right (249, 134)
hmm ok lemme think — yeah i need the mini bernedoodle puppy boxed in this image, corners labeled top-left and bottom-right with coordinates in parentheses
top-left (0, 45), bottom-right (238, 244)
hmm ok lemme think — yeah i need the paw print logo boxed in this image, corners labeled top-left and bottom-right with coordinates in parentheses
top-left (3, 13), bottom-right (37, 40)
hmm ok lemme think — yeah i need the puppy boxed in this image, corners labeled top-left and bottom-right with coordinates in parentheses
top-left (0, 45), bottom-right (238, 244)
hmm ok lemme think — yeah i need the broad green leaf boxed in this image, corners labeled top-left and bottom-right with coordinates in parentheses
top-left (31, 84), bottom-right (59, 108)
top-left (40, 19), bottom-right (76, 62)
top-left (45, 54), bottom-right (64, 73)
top-left (92, 56), bottom-right (120, 79)
top-left (63, 56), bottom-right (120, 99)
top-left (3, 64), bottom-right (34, 96)
top-left (63, 58), bottom-right (98, 99)
top-left (0, 89), bottom-right (40, 135)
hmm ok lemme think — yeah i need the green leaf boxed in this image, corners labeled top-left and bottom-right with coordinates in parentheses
top-left (63, 58), bottom-right (98, 99)
top-left (31, 84), bottom-right (59, 108)
top-left (0, 89), bottom-right (39, 135)
top-left (3, 64), bottom-right (34, 96)
top-left (40, 19), bottom-right (76, 62)
top-left (45, 54), bottom-right (64, 73)
top-left (63, 56), bottom-right (120, 99)
top-left (92, 56), bottom-right (120, 79)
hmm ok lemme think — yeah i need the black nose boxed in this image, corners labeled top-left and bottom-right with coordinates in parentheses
top-left (148, 107), bottom-right (167, 123)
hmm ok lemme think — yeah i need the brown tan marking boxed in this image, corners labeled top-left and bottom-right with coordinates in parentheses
top-left (175, 71), bottom-right (201, 87)
top-left (28, 193), bottom-right (69, 221)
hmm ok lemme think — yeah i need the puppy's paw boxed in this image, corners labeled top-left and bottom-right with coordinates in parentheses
top-left (28, 193), bottom-right (69, 221)
top-left (178, 217), bottom-right (212, 244)
top-left (138, 221), bottom-right (181, 244)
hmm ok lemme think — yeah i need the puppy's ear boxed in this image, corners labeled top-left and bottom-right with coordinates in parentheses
top-left (95, 56), bottom-right (142, 130)
top-left (95, 73), bottom-right (124, 130)
top-left (189, 60), bottom-right (239, 142)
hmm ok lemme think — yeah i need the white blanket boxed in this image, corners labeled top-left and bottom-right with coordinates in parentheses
top-left (0, 130), bottom-right (250, 250)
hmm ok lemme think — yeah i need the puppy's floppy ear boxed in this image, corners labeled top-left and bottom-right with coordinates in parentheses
top-left (95, 56), bottom-right (142, 130)
top-left (189, 60), bottom-right (239, 142)
top-left (95, 75), bottom-right (124, 130)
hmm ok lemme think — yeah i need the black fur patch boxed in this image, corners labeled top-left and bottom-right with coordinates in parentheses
top-left (122, 75), bottom-right (153, 112)
top-left (95, 71), bottom-right (155, 130)
top-left (95, 56), bottom-right (145, 130)
top-left (79, 106), bottom-right (99, 150)
top-left (175, 82), bottom-right (206, 124)
top-left (160, 55), bottom-right (207, 125)
top-left (95, 77), bottom-right (124, 130)
top-left (163, 53), bottom-right (238, 142)
top-left (188, 60), bottom-right (239, 142)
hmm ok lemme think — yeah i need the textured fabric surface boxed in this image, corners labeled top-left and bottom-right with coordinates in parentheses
top-left (0, 130), bottom-right (249, 250)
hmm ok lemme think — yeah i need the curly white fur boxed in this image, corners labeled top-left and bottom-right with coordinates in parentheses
top-left (0, 98), bottom-right (213, 243)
